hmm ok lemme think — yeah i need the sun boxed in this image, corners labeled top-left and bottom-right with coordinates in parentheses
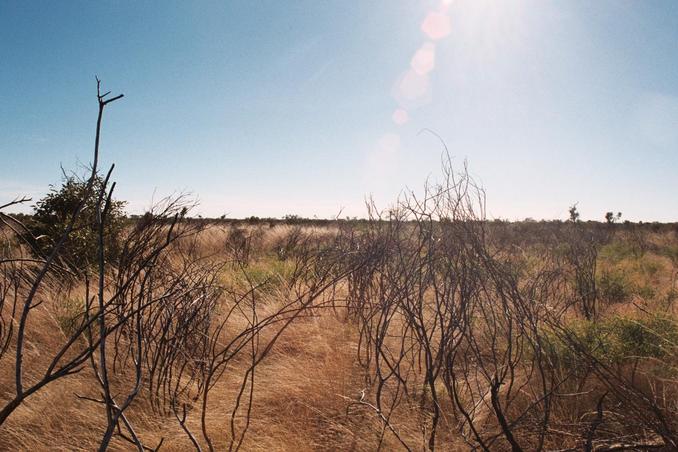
top-left (445, 0), bottom-right (528, 63)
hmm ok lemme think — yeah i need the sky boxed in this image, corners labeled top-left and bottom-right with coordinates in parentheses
top-left (1, 0), bottom-right (677, 221)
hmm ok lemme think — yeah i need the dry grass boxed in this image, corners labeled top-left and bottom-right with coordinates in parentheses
top-left (1, 223), bottom-right (677, 451)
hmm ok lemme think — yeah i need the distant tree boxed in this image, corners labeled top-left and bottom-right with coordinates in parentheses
top-left (283, 214), bottom-right (301, 224)
top-left (568, 203), bottom-right (580, 222)
top-left (27, 174), bottom-right (126, 270)
top-left (605, 211), bottom-right (622, 224)
top-left (7, 212), bottom-right (31, 221)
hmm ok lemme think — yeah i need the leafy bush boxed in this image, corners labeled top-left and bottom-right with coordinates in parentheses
top-left (545, 315), bottom-right (678, 372)
top-left (641, 259), bottom-right (661, 277)
top-left (598, 270), bottom-right (630, 304)
top-left (27, 175), bottom-right (126, 270)
top-left (662, 244), bottom-right (678, 266)
top-left (636, 284), bottom-right (656, 300)
top-left (611, 316), bottom-right (677, 359)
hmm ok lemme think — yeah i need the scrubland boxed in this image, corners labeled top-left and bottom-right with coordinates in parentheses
top-left (2, 209), bottom-right (678, 451)
top-left (1, 86), bottom-right (677, 451)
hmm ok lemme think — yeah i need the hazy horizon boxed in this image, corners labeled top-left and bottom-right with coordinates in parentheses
top-left (2, 0), bottom-right (678, 222)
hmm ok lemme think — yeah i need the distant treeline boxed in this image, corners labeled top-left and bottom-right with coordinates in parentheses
top-left (7, 211), bottom-right (678, 231)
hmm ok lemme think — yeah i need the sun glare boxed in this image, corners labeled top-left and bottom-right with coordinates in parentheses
top-left (448, 0), bottom-right (527, 63)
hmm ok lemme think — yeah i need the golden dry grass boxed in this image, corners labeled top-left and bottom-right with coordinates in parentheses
top-left (1, 224), bottom-right (677, 451)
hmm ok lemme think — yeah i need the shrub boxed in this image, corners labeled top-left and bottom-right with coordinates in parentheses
top-left (546, 315), bottom-right (678, 372)
top-left (226, 226), bottom-right (251, 265)
top-left (598, 270), bottom-right (630, 304)
top-left (611, 315), bottom-right (678, 359)
top-left (662, 244), bottom-right (678, 266)
top-left (54, 297), bottom-right (85, 337)
top-left (240, 257), bottom-right (295, 293)
top-left (636, 284), bottom-right (656, 300)
top-left (27, 174), bottom-right (126, 270)
top-left (600, 241), bottom-right (637, 263)
top-left (642, 259), bottom-right (661, 277)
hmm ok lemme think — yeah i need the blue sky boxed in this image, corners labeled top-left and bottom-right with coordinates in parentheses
top-left (1, 1), bottom-right (677, 221)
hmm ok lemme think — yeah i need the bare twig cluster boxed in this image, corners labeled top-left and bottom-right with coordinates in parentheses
top-left (335, 152), bottom-right (677, 451)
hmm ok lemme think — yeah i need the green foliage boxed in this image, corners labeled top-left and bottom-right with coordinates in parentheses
top-left (610, 316), bottom-right (677, 359)
top-left (55, 297), bottom-right (85, 336)
top-left (228, 257), bottom-right (296, 294)
top-left (545, 315), bottom-right (678, 373)
top-left (598, 270), bottom-right (630, 304)
top-left (640, 259), bottom-right (661, 277)
top-left (636, 284), bottom-right (656, 300)
top-left (27, 174), bottom-right (126, 270)
top-left (600, 240), bottom-right (641, 263)
top-left (661, 244), bottom-right (678, 265)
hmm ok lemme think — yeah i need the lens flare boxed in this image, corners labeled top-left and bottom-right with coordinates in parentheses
top-left (392, 69), bottom-right (431, 108)
top-left (421, 12), bottom-right (451, 41)
top-left (410, 42), bottom-right (436, 75)
top-left (392, 108), bottom-right (410, 126)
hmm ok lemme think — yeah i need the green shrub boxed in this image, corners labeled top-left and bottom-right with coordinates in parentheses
top-left (598, 270), bottom-right (630, 304)
top-left (239, 258), bottom-right (295, 293)
top-left (636, 285), bottom-right (656, 300)
top-left (599, 241), bottom-right (637, 263)
top-left (55, 297), bottom-right (85, 336)
top-left (611, 316), bottom-right (677, 359)
top-left (661, 245), bottom-right (678, 265)
top-left (27, 175), bottom-right (126, 270)
top-left (545, 315), bottom-right (678, 372)
top-left (641, 259), bottom-right (661, 277)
